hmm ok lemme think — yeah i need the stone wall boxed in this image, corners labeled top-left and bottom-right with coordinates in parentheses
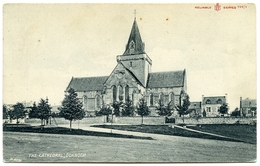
top-left (175, 117), bottom-right (256, 125)
top-left (114, 116), bottom-right (165, 125)
top-left (25, 116), bottom-right (255, 126)
top-left (25, 116), bottom-right (106, 125)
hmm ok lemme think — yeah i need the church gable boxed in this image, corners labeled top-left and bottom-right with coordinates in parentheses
top-left (104, 62), bottom-right (141, 88)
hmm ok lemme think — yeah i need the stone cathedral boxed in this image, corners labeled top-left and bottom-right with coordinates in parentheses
top-left (65, 17), bottom-right (187, 116)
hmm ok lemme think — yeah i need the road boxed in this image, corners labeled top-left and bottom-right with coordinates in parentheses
top-left (3, 130), bottom-right (256, 163)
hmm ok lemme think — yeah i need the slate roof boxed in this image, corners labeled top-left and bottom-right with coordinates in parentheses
top-left (241, 98), bottom-right (257, 108)
top-left (202, 96), bottom-right (226, 105)
top-left (147, 70), bottom-right (185, 88)
top-left (123, 19), bottom-right (145, 55)
top-left (66, 76), bottom-right (108, 92)
top-left (189, 102), bottom-right (202, 109)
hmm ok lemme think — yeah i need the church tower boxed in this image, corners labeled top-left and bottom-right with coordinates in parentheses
top-left (116, 17), bottom-right (152, 87)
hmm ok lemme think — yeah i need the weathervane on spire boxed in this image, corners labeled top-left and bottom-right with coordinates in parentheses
top-left (134, 10), bottom-right (136, 19)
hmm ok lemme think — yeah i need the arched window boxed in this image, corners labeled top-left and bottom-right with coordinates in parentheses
top-left (150, 93), bottom-right (154, 106)
top-left (170, 93), bottom-right (175, 106)
top-left (95, 95), bottom-right (102, 110)
top-left (83, 95), bottom-right (87, 110)
top-left (159, 93), bottom-right (164, 104)
top-left (118, 85), bottom-right (123, 101)
top-left (217, 99), bottom-right (222, 104)
top-left (206, 99), bottom-right (211, 104)
top-left (130, 40), bottom-right (135, 49)
top-left (132, 90), bottom-right (136, 105)
top-left (125, 85), bottom-right (129, 101)
top-left (112, 85), bottom-right (117, 102)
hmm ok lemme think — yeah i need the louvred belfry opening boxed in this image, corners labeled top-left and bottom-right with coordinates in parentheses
top-left (123, 18), bottom-right (145, 55)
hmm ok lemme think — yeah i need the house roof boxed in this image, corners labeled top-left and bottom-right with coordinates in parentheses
top-left (66, 76), bottom-right (108, 92)
top-left (189, 102), bottom-right (202, 109)
top-left (241, 99), bottom-right (257, 108)
top-left (202, 96), bottom-right (226, 104)
top-left (147, 70), bottom-right (185, 88)
top-left (123, 19), bottom-right (145, 55)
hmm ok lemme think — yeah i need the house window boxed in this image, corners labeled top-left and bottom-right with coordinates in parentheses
top-left (206, 99), bottom-right (211, 104)
top-left (130, 62), bottom-right (132, 67)
top-left (217, 99), bottom-right (222, 104)
top-left (206, 107), bottom-right (211, 112)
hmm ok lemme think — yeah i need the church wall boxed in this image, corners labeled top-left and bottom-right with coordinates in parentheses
top-left (105, 63), bottom-right (139, 88)
top-left (146, 87), bottom-right (183, 106)
top-left (103, 86), bottom-right (143, 106)
top-left (75, 91), bottom-right (103, 112)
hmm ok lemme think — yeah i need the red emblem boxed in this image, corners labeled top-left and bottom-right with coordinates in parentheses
top-left (214, 3), bottom-right (221, 11)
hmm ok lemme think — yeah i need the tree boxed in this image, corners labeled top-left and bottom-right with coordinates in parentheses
top-left (111, 101), bottom-right (123, 117)
top-left (122, 97), bottom-right (134, 116)
top-left (3, 105), bottom-right (8, 119)
top-left (51, 112), bottom-right (62, 118)
top-left (175, 94), bottom-right (191, 123)
top-left (12, 102), bottom-right (26, 126)
top-left (203, 109), bottom-right (207, 117)
top-left (95, 104), bottom-right (113, 122)
top-left (59, 88), bottom-right (85, 131)
top-left (231, 107), bottom-right (240, 117)
top-left (218, 103), bottom-right (229, 117)
top-left (37, 99), bottom-right (52, 126)
top-left (156, 99), bottom-right (173, 117)
top-left (136, 97), bottom-right (150, 124)
top-left (28, 102), bottom-right (38, 118)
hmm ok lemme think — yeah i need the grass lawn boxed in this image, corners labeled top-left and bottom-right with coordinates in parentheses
top-left (187, 124), bottom-right (256, 144)
top-left (91, 124), bottom-right (256, 144)
top-left (3, 124), bottom-right (153, 140)
top-left (3, 131), bottom-right (256, 162)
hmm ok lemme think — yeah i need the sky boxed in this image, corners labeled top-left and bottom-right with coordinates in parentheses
top-left (3, 3), bottom-right (256, 112)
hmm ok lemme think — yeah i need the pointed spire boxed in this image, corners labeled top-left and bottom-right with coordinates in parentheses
top-left (123, 14), bottom-right (145, 56)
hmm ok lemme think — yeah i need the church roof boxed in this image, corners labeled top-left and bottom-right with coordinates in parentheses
top-left (123, 19), bottom-right (145, 55)
top-left (147, 70), bottom-right (185, 88)
top-left (66, 76), bottom-right (108, 92)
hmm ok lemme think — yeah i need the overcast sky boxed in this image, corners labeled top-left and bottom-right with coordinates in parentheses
top-left (3, 3), bottom-right (256, 111)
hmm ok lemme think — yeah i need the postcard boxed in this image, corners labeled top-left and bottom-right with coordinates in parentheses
top-left (2, 3), bottom-right (256, 163)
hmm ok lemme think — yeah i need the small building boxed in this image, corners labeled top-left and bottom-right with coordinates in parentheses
top-left (201, 95), bottom-right (227, 117)
top-left (240, 97), bottom-right (257, 117)
top-left (189, 102), bottom-right (202, 117)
